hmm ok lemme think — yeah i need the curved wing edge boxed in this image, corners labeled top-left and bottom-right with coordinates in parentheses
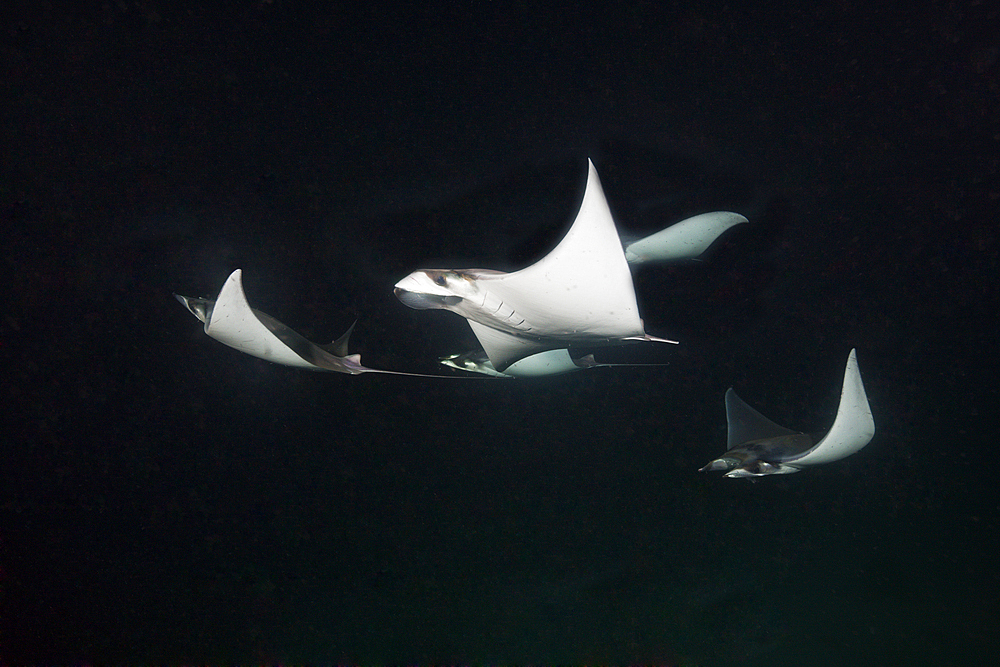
top-left (785, 348), bottom-right (875, 467)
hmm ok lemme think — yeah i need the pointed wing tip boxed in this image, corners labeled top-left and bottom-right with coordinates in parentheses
top-left (219, 268), bottom-right (246, 299)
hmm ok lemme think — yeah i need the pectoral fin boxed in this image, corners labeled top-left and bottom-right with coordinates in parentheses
top-left (624, 212), bottom-right (748, 264)
top-left (782, 349), bottom-right (875, 467)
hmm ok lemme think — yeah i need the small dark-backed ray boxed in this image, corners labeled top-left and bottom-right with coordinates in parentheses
top-left (701, 349), bottom-right (875, 478)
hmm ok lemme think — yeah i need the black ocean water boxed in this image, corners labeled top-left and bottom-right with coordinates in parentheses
top-left (2, 3), bottom-right (997, 664)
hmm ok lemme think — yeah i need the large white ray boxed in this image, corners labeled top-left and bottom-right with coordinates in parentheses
top-left (394, 160), bottom-right (675, 372)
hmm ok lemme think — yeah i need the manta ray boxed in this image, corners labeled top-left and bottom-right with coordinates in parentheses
top-left (176, 269), bottom-right (448, 377)
top-left (394, 159), bottom-right (747, 373)
top-left (701, 349), bottom-right (876, 478)
top-left (439, 348), bottom-right (669, 378)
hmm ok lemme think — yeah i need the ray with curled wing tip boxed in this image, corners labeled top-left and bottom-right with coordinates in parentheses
top-left (700, 349), bottom-right (876, 478)
top-left (176, 269), bottom-right (467, 378)
top-left (394, 159), bottom-right (682, 373)
top-left (440, 348), bottom-right (669, 378)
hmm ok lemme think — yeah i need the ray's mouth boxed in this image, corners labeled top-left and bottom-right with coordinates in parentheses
top-left (394, 288), bottom-right (461, 310)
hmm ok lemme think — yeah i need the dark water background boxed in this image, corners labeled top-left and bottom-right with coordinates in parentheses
top-left (2, 2), bottom-right (997, 664)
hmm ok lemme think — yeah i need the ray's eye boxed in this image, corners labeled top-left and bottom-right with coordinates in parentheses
top-left (433, 274), bottom-right (447, 286)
